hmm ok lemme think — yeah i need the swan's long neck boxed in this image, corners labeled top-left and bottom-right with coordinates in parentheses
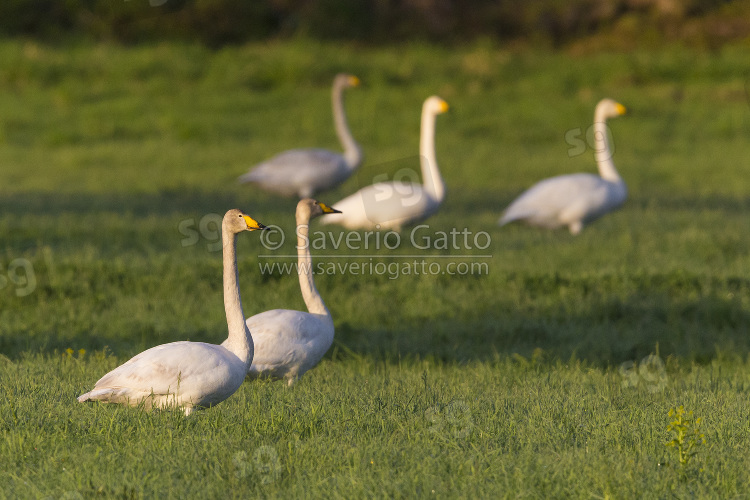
top-left (593, 110), bottom-right (622, 183)
top-left (221, 227), bottom-right (253, 366)
top-left (296, 214), bottom-right (331, 318)
top-left (420, 107), bottom-right (445, 203)
top-left (332, 83), bottom-right (362, 170)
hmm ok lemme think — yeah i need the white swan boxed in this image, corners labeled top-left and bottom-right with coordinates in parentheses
top-left (238, 74), bottom-right (362, 198)
top-left (78, 209), bottom-right (267, 416)
top-left (228, 199), bottom-right (340, 386)
top-left (320, 96), bottom-right (449, 231)
top-left (499, 98), bottom-right (627, 234)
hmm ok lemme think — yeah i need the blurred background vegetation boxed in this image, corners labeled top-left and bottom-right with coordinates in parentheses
top-left (1, 0), bottom-right (748, 48)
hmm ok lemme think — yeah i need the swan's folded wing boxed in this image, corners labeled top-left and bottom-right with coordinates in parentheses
top-left (501, 173), bottom-right (606, 224)
top-left (322, 182), bottom-right (436, 228)
top-left (240, 149), bottom-right (347, 193)
top-left (245, 309), bottom-right (331, 375)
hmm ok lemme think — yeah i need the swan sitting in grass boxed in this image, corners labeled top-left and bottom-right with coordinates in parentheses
top-left (229, 198), bottom-right (340, 386)
top-left (320, 96), bottom-right (449, 231)
top-left (238, 74), bottom-right (362, 198)
top-left (78, 209), bottom-right (267, 416)
top-left (499, 98), bottom-right (627, 234)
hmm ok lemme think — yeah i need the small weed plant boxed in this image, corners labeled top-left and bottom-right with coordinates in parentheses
top-left (665, 406), bottom-right (705, 468)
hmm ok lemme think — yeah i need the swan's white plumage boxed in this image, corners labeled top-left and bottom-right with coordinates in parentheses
top-left (239, 74), bottom-right (362, 198)
top-left (320, 180), bottom-right (440, 231)
top-left (224, 199), bottom-right (339, 386)
top-left (499, 98), bottom-right (627, 234)
top-left (78, 210), bottom-right (266, 415)
top-left (244, 309), bottom-right (333, 384)
top-left (499, 173), bottom-right (626, 234)
top-left (320, 96), bottom-right (449, 231)
top-left (78, 341), bottom-right (247, 414)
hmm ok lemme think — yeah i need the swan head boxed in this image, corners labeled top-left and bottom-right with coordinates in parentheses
top-left (223, 209), bottom-right (267, 234)
top-left (423, 96), bottom-right (449, 116)
top-left (335, 73), bottom-right (360, 89)
top-left (595, 99), bottom-right (627, 120)
top-left (298, 198), bottom-right (342, 222)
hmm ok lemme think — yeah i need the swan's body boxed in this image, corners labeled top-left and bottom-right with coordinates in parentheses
top-left (226, 199), bottom-right (340, 386)
top-left (320, 96), bottom-right (449, 231)
top-left (78, 210), bottom-right (266, 415)
top-left (499, 99), bottom-right (627, 234)
top-left (239, 74), bottom-right (362, 198)
top-left (77, 342), bottom-right (249, 414)
top-left (242, 309), bottom-right (332, 386)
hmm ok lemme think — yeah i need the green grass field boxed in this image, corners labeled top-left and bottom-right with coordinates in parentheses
top-left (2, 38), bottom-right (750, 497)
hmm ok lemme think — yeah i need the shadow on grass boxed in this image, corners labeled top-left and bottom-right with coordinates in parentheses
top-left (333, 281), bottom-right (750, 368)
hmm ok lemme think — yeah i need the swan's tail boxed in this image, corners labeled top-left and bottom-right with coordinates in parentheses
top-left (498, 204), bottom-right (535, 226)
top-left (498, 212), bottom-right (522, 226)
top-left (77, 387), bottom-right (132, 403)
top-left (238, 171), bottom-right (260, 184)
top-left (77, 388), bottom-right (113, 403)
